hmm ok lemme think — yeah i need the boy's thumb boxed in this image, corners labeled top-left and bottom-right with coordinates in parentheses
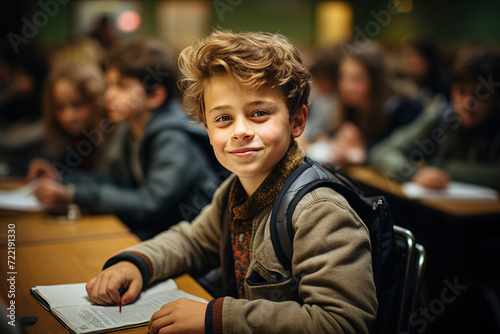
top-left (121, 280), bottom-right (142, 305)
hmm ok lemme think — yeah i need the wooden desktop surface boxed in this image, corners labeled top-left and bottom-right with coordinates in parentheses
top-left (0, 234), bottom-right (213, 334)
top-left (0, 213), bottom-right (131, 247)
top-left (344, 165), bottom-right (500, 218)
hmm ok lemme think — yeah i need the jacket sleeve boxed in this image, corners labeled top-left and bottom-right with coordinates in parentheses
top-left (214, 189), bottom-right (378, 334)
top-left (116, 176), bottom-right (234, 282)
top-left (369, 109), bottom-right (439, 182)
top-left (432, 157), bottom-right (500, 190)
top-left (70, 130), bottom-right (210, 228)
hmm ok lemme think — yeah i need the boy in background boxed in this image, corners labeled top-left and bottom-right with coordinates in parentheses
top-left (29, 38), bottom-right (220, 240)
top-left (370, 45), bottom-right (500, 190)
top-left (86, 30), bottom-right (377, 333)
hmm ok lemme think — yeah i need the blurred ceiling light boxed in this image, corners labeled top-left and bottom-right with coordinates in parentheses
top-left (116, 10), bottom-right (141, 33)
top-left (394, 0), bottom-right (413, 13)
top-left (316, 1), bottom-right (353, 46)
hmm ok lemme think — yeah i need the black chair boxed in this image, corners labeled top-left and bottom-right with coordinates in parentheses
top-left (393, 225), bottom-right (427, 334)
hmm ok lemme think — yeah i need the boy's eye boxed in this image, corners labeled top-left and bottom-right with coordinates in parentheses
top-left (477, 87), bottom-right (488, 97)
top-left (215, 115), bottom-right (232, 123)
top-left (252, 110), bottom-right (269, 118)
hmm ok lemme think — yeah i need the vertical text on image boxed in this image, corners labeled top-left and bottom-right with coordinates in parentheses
top-left (6, 223), bottom-right (17, 327)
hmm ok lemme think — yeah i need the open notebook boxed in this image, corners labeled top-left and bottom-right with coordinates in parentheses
top-left (402, 181), bottom-right (499, 201)
top-left (31, 279), bottom-right (207, 334)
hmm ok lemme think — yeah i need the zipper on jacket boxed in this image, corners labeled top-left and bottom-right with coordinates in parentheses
top-left (375, 198), bottom-right (387, 219)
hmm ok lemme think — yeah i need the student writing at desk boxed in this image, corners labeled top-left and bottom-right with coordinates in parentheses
top-left (370, 45), bottom-right (500, 191)
top-left (28, 38), bottom-right (220, 240)
top-left (85, 30), bottom-right (377, 334)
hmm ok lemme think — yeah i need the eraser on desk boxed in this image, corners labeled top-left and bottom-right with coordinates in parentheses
top-left (17, 316), bottom-right (38, 327)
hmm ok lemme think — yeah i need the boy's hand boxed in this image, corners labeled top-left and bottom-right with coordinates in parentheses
top-left (148, 298), bottom-right (206, 334)
top-left (32, 179), bottom-right (69, 209)
top-left (86, 261), bottom-right (143, 306)
top-left (27, 158), bottom-right (61, 181)
top-left (412, 167), bottom-right (450, 189)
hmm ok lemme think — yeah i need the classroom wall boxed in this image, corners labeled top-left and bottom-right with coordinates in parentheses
top-left (3, 0), bottom-right (500, 56)
top-left (352, 0), bottom-right (500, 47)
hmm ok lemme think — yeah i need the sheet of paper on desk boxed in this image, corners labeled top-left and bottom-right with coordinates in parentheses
top-left (0, 181), bottom-right (44, 211)
top-left (30, 279), bottom-right (207, 334)
top-left (402, 181), bottom-right (499, 201)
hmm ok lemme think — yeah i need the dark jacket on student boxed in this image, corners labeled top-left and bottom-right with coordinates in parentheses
top-left (369, 104), bottom-right (500, 190)
top-left (63, 99), bottom-right (220, 239)
top-left (104, 142), bottom-right (378, 333)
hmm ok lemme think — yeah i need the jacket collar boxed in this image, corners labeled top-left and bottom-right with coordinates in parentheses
top-left (229, 141), bottom-right (305, 220)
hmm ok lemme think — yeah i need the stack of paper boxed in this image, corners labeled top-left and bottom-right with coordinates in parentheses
top-left (0, 181), bottom-right (44, 211)
top-left (402, 181), bottom-right (499, 201)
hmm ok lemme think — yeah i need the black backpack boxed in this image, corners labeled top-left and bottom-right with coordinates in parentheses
top-left (221, 157), bottom-right (403, 334)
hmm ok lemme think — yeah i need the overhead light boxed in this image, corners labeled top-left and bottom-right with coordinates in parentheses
top-left (116, 10), bottom-right (141, 33)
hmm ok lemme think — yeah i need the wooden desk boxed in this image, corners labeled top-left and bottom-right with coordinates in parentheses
top-left (0, 213), bottom-right (131, 247)
top-left (344, 165), bottom-right (500, 219)
top-left (0, 178), bottom-right (27, 191)
top-left (0, 235), bottom-right (212, 334)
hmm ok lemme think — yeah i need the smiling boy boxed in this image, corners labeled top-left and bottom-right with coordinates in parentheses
top-left (86, 30), bottom-right (377, 333)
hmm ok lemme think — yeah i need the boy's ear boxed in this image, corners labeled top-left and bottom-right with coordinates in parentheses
top-left (146, 85), bottom-right (168, 110)
top-left (204, 125), bottom-right (213, 146)
top-left (291, 105), bottom-right (308, 138)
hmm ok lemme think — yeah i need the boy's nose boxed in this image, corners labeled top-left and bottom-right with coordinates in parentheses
top-left (459, 95), bottom-right (477, 112)
top-left (231, 118), bottom-right (254, 141)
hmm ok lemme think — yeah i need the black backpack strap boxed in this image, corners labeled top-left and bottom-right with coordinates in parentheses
top-left (270, 157), bottom-right (371, 270)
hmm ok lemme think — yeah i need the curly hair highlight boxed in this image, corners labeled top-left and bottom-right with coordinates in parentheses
top-left (178, 29), bottom-right (311, 125)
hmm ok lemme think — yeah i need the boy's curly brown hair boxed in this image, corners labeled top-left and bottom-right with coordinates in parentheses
top-left (177, 29), bottom-right (311, 125)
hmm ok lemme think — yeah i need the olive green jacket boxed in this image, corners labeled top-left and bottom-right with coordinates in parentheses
top-left (370, 106), bottom-right (500, 190)
top-left (120, 173), bottom-right (378, 333)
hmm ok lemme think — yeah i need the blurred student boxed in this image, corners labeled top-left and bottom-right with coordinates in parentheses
top-left (28, 61), bottom-right (121, 176)
top-left (0, 42), bottom-right (48, 175)
top-left (306, 42), bottom-right (422, 167)
top-left (370, 45), bottom-right (500, 190)
top-left (302, 44), bottom-right (341, 142)
top-left (29, 38), bottom-right (220, 239)
top-left (85, 30), bottom-right (377, 334)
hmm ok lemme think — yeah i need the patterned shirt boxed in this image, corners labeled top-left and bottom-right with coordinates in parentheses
top-left (227, 141), bottom-right (305, 298)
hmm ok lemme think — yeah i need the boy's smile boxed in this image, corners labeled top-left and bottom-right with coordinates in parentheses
top-left (204, 76), bottom-right (307, 195)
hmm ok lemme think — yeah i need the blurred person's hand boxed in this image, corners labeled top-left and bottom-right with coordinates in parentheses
top-left (32, 178), bottom-right (69, 209)
top-left (331, 122), bottom-right (367, 167)
top-left (27, 158), bottom-right (61, 181)
top-left (335, 122), bottom-right (366, 149)
top-left (412, 167), bottom-right (450, 189)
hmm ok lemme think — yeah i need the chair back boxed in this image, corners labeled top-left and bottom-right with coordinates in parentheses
top-left (393, 225), bottom-right (427, 334)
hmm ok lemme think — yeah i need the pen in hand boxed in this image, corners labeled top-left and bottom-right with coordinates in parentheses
top-left (118, 286), bottom-right (126, 313)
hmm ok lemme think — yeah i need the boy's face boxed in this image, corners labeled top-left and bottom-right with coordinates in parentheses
top-left (104, 67), bottom-right (148, 123)
top-left (452, 81), bottom-right (500, 128)
top-left (204, 76), bottom-right (305, 186)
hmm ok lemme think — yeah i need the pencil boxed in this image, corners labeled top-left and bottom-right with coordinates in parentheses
top-left (118, 286), bottom-right (126, 313)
